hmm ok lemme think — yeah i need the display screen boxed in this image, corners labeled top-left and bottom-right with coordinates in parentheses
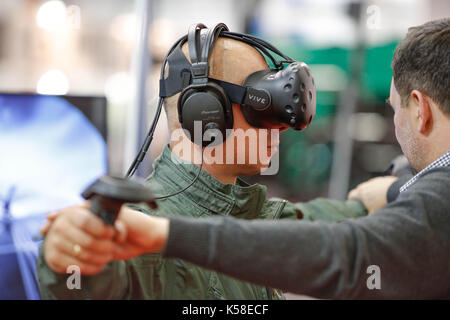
top-left (0, 93), bottom-right (107, 299)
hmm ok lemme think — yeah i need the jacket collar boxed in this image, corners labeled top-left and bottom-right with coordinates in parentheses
top-left (147, 145), bottom-right (268, 219)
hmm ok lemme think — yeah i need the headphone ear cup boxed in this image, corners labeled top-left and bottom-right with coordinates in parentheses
top-left (178, 83), bottom-right (233, 147)
top-left (177, 87), bottom-right (195, 124)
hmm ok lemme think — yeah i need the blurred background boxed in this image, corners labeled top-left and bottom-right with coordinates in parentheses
top-left (0, 0), bottom-right (449, 299)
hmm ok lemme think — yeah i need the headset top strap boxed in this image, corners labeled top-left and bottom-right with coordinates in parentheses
top-left (221, 31), bottom-right (293, 68)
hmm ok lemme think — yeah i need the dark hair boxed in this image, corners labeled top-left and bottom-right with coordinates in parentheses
top-left (391, 18), bottom-right (450, 115)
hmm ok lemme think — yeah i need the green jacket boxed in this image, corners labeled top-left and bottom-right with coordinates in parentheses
top-left (37, 146), bottom-right (367, 300)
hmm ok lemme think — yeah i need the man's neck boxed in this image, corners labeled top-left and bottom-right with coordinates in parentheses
top-left (170, 140), bottom-right (238, 185)
top-left (422, 114), bottom-right (450, 170)
top-left (421, 145), bottom-right (450, 171)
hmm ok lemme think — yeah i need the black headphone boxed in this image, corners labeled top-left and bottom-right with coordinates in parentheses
top-left (127, 22), bottom-right (316, 177)
top-left (177, 23), bottom-right (233, 147)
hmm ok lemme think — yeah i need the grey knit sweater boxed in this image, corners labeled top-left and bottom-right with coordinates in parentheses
top-left (164, 167), bottom-right (450, 299)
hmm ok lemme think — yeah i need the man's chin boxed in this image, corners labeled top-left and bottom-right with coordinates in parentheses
top-left (236, 163), bottom-right (269, 176)
top-left (242, 161), bottom-right (274, 175)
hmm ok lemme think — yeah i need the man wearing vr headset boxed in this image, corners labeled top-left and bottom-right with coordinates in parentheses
top-left (109, 19), bottom-right (450, 299)
top-left (40, 18), bottom-right (450, 299)
top-left (37, 23), bottom-right (371, 300)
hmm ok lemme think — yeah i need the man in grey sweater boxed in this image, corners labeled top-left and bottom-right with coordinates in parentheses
top-left (41, 18), bottom-right (450, 299)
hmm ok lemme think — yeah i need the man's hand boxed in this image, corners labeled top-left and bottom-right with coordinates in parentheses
top-left (112, 206), bottom-right (169, 261)
top-left (43, 203), bottom-right (117, 275)
top-left (348, 176), bottom-right (398, 214)
top-left (41, 203), bottom-right (170, 272)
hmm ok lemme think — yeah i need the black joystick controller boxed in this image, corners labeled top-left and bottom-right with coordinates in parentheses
top-left (81, 176), bottom-right (157, 225)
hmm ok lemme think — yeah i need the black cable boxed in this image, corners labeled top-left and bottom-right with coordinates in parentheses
top-left (126, 94), bottom-right (204, 199)
top-left (125, 33), bottom-right (203, 198)
top-left (153, 148), bottom-right (203, 200)
top-left (126, 35), bottom-right (188, 178)
top-left (125, 97), bottom-right (164, 178)
top-left (221, 31), bottom-right (294, 68)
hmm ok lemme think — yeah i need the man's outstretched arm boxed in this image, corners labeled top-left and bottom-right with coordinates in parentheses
top-left (279, 175), bottom-right (400, 222)
top-left (121, 169), bottom-right (449, 299)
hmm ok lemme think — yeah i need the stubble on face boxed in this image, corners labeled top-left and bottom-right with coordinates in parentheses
top-left (389, 80), bottom-right (426, 172)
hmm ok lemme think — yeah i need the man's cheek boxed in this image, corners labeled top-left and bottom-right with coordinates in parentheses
top-left (394, 126), bottom-right (402, 145)
top-left (393, 114), bottom-right (402, 141)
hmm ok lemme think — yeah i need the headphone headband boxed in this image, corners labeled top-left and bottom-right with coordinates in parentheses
top-left (187, 23), bottom-right (206, 66)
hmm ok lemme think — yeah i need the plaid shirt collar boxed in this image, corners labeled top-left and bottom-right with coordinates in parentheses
top-left (400, 150), bottom-right (450, 193)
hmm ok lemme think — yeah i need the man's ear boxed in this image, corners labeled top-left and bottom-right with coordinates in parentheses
top-left (410, 89), bottom-right (432, 134)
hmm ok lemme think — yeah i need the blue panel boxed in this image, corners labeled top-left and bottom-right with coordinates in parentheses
top-left (0, 94), bottom-right (107, 299)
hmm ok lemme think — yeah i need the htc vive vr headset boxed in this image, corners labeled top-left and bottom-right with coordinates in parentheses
top-left (127, 22), bottom-right (316, 177)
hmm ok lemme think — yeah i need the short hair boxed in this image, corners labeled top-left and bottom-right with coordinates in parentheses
top-left (391, 18), bottom-right (450, 115)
